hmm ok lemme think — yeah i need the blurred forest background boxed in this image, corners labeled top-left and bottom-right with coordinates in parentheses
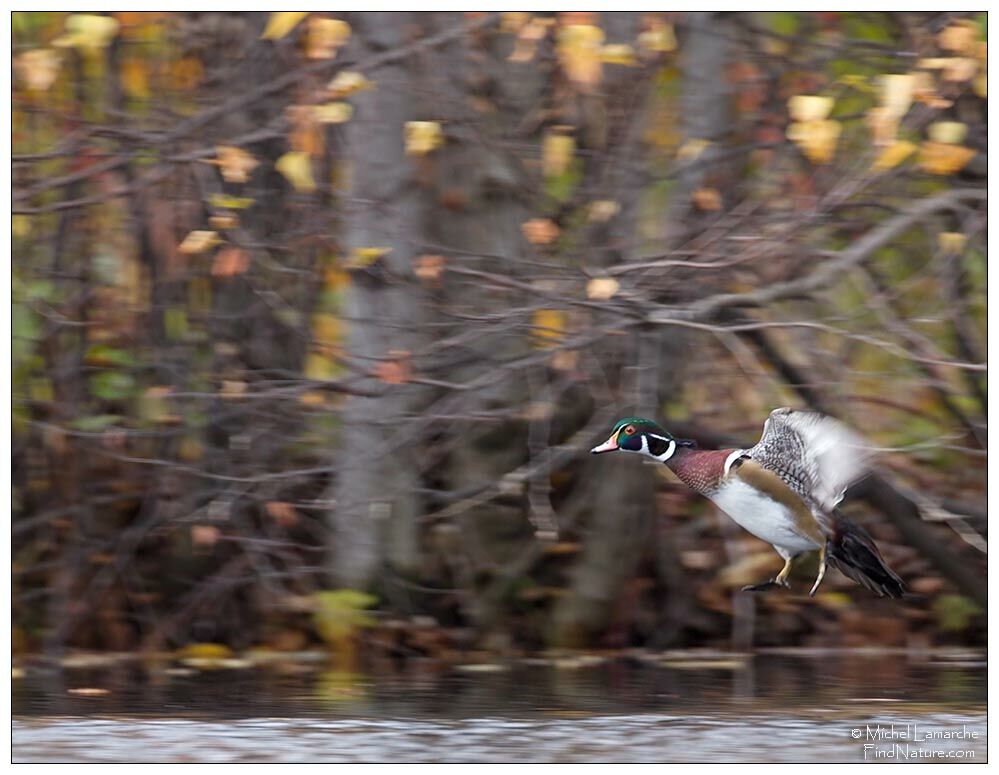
top-left (12, 12), bottom-right (986, 666)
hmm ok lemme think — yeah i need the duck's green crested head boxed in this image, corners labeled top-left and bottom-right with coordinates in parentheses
top-left (591, 417), bottom-right (694, 462)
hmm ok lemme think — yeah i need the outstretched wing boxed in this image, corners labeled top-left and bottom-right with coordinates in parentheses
top-left (747, 408), bottom-right (872, 517)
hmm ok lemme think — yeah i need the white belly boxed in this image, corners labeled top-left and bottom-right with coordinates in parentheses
top-left (709, 480), bottom-right (820, 556)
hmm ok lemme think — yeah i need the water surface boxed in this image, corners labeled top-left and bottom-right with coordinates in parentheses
top-left (13, 650), bottom-right (986, 763)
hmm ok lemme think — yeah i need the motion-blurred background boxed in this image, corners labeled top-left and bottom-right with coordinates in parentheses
top-left (12, 12), bottom-right (986, 666)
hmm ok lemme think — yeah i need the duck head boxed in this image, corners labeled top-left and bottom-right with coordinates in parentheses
top-left (590, 417), bottom-right (696, 463)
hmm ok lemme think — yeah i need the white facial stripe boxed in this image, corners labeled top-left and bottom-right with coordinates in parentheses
top-left (654, 439), bottom-right (676, 463)
top-left (640, 435), bottom-right (650, 455)
top-left (648, 434), bottom-right (669, 442)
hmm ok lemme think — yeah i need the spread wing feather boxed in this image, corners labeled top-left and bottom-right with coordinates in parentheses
top-left (747, 408), bottom-right (872, 521)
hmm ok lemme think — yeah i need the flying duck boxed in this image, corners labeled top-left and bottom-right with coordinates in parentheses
top-left (591, 408), bottom-right (905, 598)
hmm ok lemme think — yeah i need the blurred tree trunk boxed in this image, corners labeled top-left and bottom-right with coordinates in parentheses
top-left (554, 12), bottom-right (734, 647)
top-left (329, 13), bottom-right (434, 589)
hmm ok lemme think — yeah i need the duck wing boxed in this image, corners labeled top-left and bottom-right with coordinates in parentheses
top-left (747, 408), bottom-right (873, 526)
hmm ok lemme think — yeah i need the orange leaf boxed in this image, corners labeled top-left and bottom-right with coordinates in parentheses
top-left (375, 350), bottom-right (412, 384)
top-left (211, 246), bottom-right (250, 277)
top-left (692, 188), bottom-right (722, 211)
top-left (414, 254), bottom-right (446, 285)
top-left (266, 501), bottom-right (300, 527)
top-left (522, 218), bottom-right (560, 245)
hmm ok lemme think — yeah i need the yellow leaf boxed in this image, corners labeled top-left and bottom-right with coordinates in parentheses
top-left (542, 131), bottom-right (575, 177)
top-left (787, 120), bottom-right (841, 164)
top-left (586, 277), bottom-right (620, 300)
top-left (178, 230), bottom-right (221, 255)
top-left (299, 391), bottom-right (326, 407)
top-left (788, 95), bottom-right (834, 122)
top-left (306, 17), bottom-right (350, 60)
top-left (943, 57), bottom-right (979, 82)
top-left (121, 58), bottom-right (149, 98)
top-left (220, 380), bottom-right (247, 398)
top-left (928, 121), bottom-right (967, 144)
top-left (14, 49), bottom-right (60, 92)
top-left (313, 313), bottom-right (341, 344)
top-left (501, 12), bottom-right (531, 33)
top-left (937, 232), bottom-right (967, 254)
top-left (600, 44), bottom-right (639, 66)
top-left (314, 102), bottom-right (353, 124)
top-left (637, 21), bottom-right (677, 53)
top-left (346, 246), bottom-right (391, 269)
top-left (261, 12), bottom-right (309, 40)
top-left (52, 14), bottom-right (120, 50)
top-left (404, 121), bottom-right (444, 156)
top-left (919, 142), bottom-right (975, 175)
top-left (208, 194), bottom-right (255, 210)
top-left (866, 107), bottom-right (899, 147)
top-left (938, 20), bottom-right (979, 55)
top-left (974, 72), bottom-right (987, 98)
top-left (327, 70), bottom-right (373, 99)
top-left (305, 353), bottom-right (335, 380)
top-left (557, 22), bottom-right (605, 89)
top-left (276, 151), bottom-right (317, 192)
top-left (871, 140), bottom-right (917, 171)
top-left (676, 138), bottom-right (712, 162)
top-left (532, 309), bottom-right (566, 346)
top-left (880, 74), bottom-right (914, 118)
top-left (213, 146), bottom-right (258, 184)
top-left (588, 200), bottom-right (620, 223)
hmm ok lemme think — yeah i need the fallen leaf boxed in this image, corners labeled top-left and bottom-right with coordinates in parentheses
top-left (67, 687), bottom-right (110, 696)
top-left (261, 12), bottom-right (309, 40)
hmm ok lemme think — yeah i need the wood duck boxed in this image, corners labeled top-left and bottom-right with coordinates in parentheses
top-left (591, 408), bottom-right (905, 598)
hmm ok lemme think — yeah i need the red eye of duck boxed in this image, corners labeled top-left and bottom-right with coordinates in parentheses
top-left (623, 425), bottom-right (636, 435)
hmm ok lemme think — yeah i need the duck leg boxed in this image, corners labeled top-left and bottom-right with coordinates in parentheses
top-left (741, 554), bottom-right (793, 592)
top-left (808, 543), bottom-right (827, 597)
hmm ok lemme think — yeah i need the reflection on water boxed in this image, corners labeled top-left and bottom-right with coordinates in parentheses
top-left (12, 652), bottom-right (987, 763)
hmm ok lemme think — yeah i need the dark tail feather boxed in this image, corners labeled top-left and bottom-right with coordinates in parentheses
top-left (827, 516), bottom-right (906, 599)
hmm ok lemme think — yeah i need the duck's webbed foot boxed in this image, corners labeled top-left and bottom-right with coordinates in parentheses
top-left (741, 554), bottom-right (794, 593)
top-left (740, 577), bottom-right (790, 592)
